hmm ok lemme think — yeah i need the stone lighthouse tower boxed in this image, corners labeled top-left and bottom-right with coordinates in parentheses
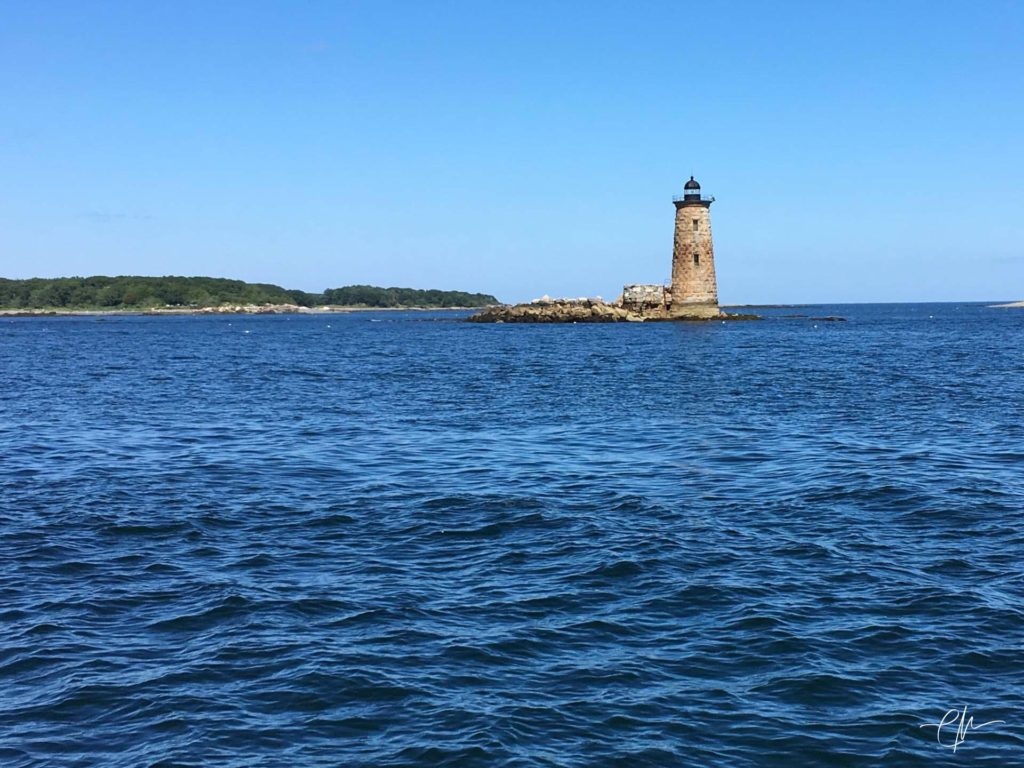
top-left (670, 176), bottom-right (719, 312)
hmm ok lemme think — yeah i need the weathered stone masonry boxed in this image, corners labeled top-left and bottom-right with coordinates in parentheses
top-left (670, 176), bottom-right (718, 307)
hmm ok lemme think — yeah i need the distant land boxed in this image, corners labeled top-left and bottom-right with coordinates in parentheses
top-left (0, 276), bottom-right (499, 311)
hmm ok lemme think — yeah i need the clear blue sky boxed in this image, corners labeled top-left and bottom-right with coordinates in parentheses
top-left (1, 1), bottom-right (1021, 303)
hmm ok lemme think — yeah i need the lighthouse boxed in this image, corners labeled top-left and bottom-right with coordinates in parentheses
top-left (670, 176), bottom-right (718, 309)
top-left (473, 175), bottom-right (732, 322)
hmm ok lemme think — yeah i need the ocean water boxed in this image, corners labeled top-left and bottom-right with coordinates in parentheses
top-left (1, 303), bottom-right (1022, 767)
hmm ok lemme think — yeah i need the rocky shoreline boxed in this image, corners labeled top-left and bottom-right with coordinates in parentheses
top-left (467, 298), bottom-right (758, 323)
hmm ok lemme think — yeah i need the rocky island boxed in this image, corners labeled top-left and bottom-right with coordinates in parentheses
top-left (470, 177), bottom-right (755, 323)
top-left (468, 292), bottom-right (742, 323)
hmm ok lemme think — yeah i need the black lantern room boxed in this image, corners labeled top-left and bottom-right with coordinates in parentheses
top-left (683, 176), bottom-right (701, 201)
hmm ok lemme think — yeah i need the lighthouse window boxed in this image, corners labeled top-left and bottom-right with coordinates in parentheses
top-left (693, 253), bottom-right (700, 266)
top-left (692, 219), bottom-right (699, 232)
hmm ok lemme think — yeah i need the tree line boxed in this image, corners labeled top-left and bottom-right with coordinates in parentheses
top-left (0, 276), bottom-right (498, 309)
top-left (320, 285), bottom-right (497, 308)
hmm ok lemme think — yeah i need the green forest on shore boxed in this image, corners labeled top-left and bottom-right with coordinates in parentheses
top-left (0, 276), bottom-right (499, 310)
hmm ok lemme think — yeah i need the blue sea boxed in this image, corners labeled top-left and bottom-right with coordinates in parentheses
top-left (2, 303), bottom-right (1022, 766)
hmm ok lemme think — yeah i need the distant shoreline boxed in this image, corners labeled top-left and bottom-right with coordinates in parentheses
top-left (990, 300), bottom-right (1024, 308)
top-left (0, 305), bottom-right (486, 317)
top-left (0, 277), bottom-right (499, 314)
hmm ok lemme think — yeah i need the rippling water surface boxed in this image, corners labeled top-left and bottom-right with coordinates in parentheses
top-left (2, 304), bottom-right (1023, 766)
